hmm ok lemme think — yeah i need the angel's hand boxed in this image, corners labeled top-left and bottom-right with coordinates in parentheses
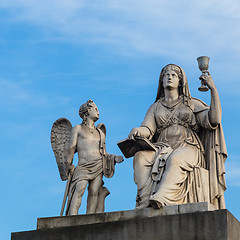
top-left (115, 155), bottom-right (124, 164)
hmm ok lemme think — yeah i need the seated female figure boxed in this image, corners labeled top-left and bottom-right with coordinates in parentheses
top-left (128, 64), bottom-right (227, 210)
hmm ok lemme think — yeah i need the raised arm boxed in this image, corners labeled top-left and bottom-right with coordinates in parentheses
top-left (200, 71), bottom-right (222, 126)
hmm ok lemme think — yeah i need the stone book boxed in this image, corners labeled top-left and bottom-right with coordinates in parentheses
top-left (117, 136), bottom-right (157, 158)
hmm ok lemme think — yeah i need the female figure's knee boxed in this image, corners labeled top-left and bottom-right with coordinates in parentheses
top-left (168, 154), bottom-right (181, 167)
top-left (134, 152), bottom-right (144, 169)
top-left (134, 151), bottom-right (145, 161)
top-left (134, 151), bottom-right (154, 167)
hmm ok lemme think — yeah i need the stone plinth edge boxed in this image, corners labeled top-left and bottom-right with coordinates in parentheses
top-left (11, 209), bottom-right (240, 240)
top-left (37, 202), bottom-right (216, 229)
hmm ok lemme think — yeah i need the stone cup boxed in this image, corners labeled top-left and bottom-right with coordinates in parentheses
top-left (197, 56), bottom-right (210, 92)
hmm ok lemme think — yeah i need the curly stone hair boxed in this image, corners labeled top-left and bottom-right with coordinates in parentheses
top-left (79, 99), bottom-right (95, 123)
top-left (161, 64), bottom-right (183, 81)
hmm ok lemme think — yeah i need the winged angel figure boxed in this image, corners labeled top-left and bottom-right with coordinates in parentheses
top-left (51, 100), bottom-right (123, 215)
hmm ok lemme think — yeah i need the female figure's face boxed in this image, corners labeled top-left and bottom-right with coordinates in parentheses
top-left (162, 69), bottom-right (179, 90)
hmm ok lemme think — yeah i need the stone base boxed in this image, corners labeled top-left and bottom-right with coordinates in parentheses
top-left (11, 203), bottom-right (240, 240)
top-left (37, 202), bottom-right (216, 229)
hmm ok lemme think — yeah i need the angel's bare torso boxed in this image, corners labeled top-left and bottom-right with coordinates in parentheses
top-left (65, 122), bottom-right (104, 215)
top-left (71, 124), bottom-right (102, 164)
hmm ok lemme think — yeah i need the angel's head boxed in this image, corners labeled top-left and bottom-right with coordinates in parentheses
top-left (79, 99), bottom-right (99, 123)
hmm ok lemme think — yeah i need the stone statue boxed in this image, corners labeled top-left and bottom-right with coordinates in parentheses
top-left (125, 64), bottom-right (227, 210)
top-left (51, 100), bottom-right (123, 215)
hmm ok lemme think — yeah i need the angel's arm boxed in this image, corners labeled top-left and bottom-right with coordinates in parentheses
top-left (65, 125), bottom-right (80, 165)
top-left (97, 123), bottom-right (124, 164)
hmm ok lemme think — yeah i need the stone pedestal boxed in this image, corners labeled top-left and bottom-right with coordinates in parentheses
top-left (11, 202), bottom-right (240, 240)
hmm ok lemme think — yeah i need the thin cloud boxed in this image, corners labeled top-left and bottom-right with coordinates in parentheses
top-left (1, 0), bottom-right (240, 57)
top-left (0, 79), bottom-right (70, 108)
top-left (1, 0), bottom-right (240, 88)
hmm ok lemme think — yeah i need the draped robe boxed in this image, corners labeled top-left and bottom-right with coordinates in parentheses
top-left (134, 96), bottom-right (227, 209)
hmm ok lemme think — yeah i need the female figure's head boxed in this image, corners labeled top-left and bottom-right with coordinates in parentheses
top-left (162, 69), bottom-right (180, 91)
top-left (155, 64), bottom-right (191, 102)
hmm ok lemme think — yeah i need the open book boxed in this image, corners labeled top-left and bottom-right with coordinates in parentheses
top-left (117, 136), bottom-right (157, 158)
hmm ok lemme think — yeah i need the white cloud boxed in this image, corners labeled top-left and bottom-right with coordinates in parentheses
top-left (0, 0), bottom-right (240, 57)
top-left (1, 0), bottom-right (240, 88)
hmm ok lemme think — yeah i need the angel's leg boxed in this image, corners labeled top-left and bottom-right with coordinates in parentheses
top-left (87, 173), bottom-right (103, 214)
top-left (68, 180), bottom-right (88, 215)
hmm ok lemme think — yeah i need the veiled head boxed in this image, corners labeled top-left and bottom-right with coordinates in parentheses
top-left (162, 69), bottom-right (180, 90)
top-left (155, 64), bottom-right (191, 102)
top-left (161, 65), bottom-right (183, 81)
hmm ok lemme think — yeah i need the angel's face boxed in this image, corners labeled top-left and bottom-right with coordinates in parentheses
top-left (88, 103), bottom-right (99, 121)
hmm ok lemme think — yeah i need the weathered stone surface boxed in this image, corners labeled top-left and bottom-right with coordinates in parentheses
top-left (11, 207), bottom-right (240, 240)
top-left (51, 100), bottom-right (123, 216)
top-left (123, 63), bottom-right (227, 210)
top-left (37, 202), bottom-right (215, 229)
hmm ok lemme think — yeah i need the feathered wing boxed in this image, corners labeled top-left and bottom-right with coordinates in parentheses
top-left (97, 123), bottom-right (106, 136)
top-left (51, 118), bottom-right (72, 181)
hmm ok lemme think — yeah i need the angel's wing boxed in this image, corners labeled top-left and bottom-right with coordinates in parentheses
top-left (96, 123), bottom-right (106, 136)
top-left (51, 118), bottom-right (72, 181)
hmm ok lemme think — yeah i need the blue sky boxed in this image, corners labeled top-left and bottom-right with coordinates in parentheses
top-left (1, 0), bottom-right (240, 239)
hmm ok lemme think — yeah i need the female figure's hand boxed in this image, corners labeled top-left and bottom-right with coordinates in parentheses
top-left (200, 70), bottom-right (216, 90)
top-left (128, 127), bottom-right (150, 139)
